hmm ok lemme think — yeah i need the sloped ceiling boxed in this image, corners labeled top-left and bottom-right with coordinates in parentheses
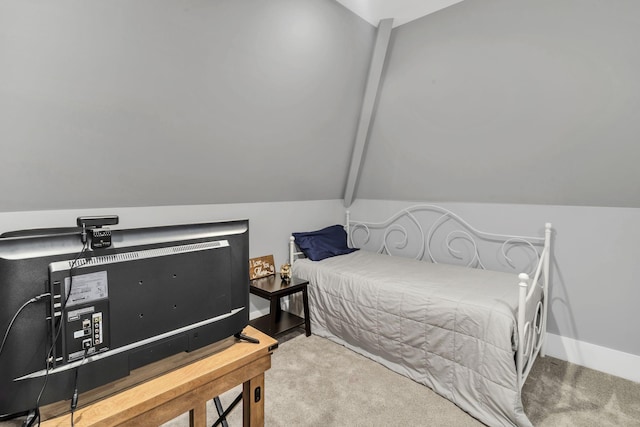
top-left (334, 0), bottom-right (464, 27)
top-left (355, 0), bottom-right (640, 208)
top-left (1, 0), bottom-right (639, 212)
top-left (0, 0), bottom-right (374, 212)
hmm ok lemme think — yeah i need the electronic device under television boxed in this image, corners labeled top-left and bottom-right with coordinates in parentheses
top-left (0, 216), bottom-right (249, 420)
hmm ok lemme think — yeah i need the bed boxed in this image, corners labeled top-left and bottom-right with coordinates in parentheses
top-left (289, 205), bottom-right (551, 427)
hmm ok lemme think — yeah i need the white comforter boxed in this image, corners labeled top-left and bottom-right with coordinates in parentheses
top-left (293, 250), bottom-right (532, 427)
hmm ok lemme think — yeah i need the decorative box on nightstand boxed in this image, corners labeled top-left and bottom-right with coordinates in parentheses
top-left (249, 275), bottom-right (311, 338)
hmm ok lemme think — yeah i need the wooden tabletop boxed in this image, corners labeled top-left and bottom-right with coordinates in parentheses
top-left (249, 275), bottom-right (309, 298)
top-left (40, 326), bottom-right (277, 427)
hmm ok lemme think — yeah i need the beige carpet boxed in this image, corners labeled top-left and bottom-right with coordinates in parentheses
top-left (162, 332), bottom-right (640, 427)
top-left (522, 353), bottom-right (640, 426)
top-left (4, 332), bottom-right (637, 426)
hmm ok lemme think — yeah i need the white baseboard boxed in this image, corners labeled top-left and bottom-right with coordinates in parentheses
top-left (249, 297), bottom-right (290, 320)
top-left (249, 308), bottom-right (269, 320)
top-left (545, 333), bottom-right (640, 384)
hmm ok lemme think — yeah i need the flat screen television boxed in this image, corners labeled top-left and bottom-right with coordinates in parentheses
top-left (0, 218), bottom-right (249, 420)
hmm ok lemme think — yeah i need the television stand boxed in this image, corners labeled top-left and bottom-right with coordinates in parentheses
top-left (40, 327), bottom-right (276, 427)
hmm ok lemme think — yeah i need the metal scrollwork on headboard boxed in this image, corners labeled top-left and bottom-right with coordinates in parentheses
top-left (348, 204), bottom-right (546, 274)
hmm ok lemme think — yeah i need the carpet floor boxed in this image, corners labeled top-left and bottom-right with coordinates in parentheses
top-left (4, 330), bottom-right (638, 426)
top-left (161, 330), bottom-right (640, 427)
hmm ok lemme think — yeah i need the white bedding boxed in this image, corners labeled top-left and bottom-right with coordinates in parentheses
top-left (293, 250), bottom-right (535, 427)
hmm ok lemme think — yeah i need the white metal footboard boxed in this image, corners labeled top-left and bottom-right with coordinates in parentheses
top-left (517, 222), bottom-right (552, 389)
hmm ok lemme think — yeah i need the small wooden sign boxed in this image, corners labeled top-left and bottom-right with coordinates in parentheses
top-left (249, 255), bottom-right (275, 280)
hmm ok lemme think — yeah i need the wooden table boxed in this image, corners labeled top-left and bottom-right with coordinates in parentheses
top-left (40, 326), bottom-right (277, 427)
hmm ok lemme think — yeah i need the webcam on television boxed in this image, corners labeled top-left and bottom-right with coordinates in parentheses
top-left (77, 215), bottom-right (119, 249)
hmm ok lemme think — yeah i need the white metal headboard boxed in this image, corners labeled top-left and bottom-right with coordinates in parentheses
top-left (345, 204), bottom-right (550, 275)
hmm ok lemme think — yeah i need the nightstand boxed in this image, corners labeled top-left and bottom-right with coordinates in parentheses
top-left (249, 275), bottom-right (311, 338)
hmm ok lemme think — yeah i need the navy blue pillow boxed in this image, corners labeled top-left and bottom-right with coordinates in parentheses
top-left (292, 225), bottom-right (358, 261)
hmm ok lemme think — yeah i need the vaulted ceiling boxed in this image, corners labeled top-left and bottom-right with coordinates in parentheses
top-left (354, 0), bottom-right (640, 208)
top-left (334, 0), bottom-right (464, 27)
top-left (0, 0), bottom-right (374, 211)
top-left (1, 0), bottom-right (638, 212)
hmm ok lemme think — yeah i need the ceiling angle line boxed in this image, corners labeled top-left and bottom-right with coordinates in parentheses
top-left (343, 18), bottom-right (394, 208)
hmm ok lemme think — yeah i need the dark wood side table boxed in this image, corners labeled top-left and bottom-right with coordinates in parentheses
top-left (249, 275), bottom-right (311, 338)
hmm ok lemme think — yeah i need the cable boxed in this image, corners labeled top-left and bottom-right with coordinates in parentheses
top-left (61, 240), bottom-right (90, 312)
top-left (0, 293), bottom-right (51, 359)
top-left (23, 407), bottom-right (39, 427)
top-left (0, 292), bottom-right (51, 427)
top-left (70, 351), bottom-right (87, 427)
top-left (33, 240), bottom-right (88, 425)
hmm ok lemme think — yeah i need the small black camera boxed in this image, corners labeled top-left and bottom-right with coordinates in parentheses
top-left (77, 215), bottom-right (119, 249)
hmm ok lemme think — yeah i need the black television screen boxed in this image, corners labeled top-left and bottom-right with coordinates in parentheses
top-left (0, 218), bottom-right (249, 419)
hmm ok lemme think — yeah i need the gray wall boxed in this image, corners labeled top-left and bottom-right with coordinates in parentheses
top-left (0, 0), bottom-right (373, 212)
top-left (357, 0), bottom-right (640, 208)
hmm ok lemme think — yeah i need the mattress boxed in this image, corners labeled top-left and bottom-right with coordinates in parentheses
top-left (293, 250), bottom-right (533, 427)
